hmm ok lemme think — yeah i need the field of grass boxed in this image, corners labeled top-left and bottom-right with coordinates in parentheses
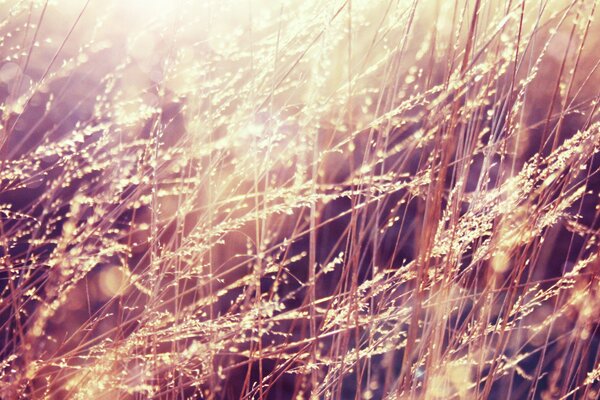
top-left (0, 0), bottom-right (599, 398)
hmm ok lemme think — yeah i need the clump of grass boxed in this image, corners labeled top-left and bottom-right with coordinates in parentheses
top-left (0, 0), bottom-right (599, 399)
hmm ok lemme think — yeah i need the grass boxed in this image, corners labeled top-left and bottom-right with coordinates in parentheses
top-left (0, 0), bottom-right (599, 398)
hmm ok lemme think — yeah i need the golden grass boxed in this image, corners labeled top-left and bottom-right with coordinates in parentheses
top-left (0, 0), bottom-right (599, 398)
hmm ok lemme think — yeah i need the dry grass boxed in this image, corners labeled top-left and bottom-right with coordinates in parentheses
top-left (0, 0), bottom-right (599, 398)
